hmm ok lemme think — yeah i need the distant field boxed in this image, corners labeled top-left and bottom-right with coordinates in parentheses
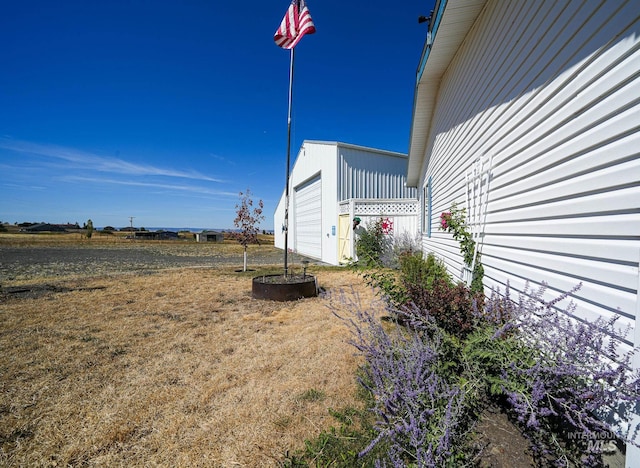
top-left (0, 232), bottom-right (300, 286)
top-left (0, 229), bottom-right (274, 245)
top-left (0, 232), bottom-right (369, 466)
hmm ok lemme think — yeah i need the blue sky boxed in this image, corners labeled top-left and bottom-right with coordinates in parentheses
top-left (1, 0), bottom-right (433, 230)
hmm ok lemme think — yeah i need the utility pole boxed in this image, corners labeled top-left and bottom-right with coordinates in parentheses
top-left (129, 216), bottom-right (135, 234)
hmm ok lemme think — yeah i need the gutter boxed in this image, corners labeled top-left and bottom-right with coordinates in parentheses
top-left (416, 0), bottom-right (447, 83)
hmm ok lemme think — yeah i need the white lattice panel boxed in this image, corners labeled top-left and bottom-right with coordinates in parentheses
top-left (353, 200), bottom-right (418, 215)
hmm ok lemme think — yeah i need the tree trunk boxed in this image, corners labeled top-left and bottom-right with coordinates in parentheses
top-left (243, 247), bottom-right (247, 272)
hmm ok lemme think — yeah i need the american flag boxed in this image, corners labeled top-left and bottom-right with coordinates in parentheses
top-left (274, 0), bottom-right (316, 49)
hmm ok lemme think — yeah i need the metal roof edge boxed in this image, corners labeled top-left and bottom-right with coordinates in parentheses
top-left (302, 140), bottom-right (408, 159)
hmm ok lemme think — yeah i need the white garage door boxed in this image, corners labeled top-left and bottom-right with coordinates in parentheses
top-left (294, 175), bottom-right (322, 259)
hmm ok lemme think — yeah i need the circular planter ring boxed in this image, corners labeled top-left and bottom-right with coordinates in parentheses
top-left (252, 274), bottom-right (317, 301)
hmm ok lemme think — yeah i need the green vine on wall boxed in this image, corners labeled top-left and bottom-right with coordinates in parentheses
top-left (440, 203), bottom-right (484, 293)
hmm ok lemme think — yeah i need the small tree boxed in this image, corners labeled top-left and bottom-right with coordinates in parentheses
top-left (233, 189), bottom-right (264, 272)
top-left (86, 219), bottom-right (94, 239)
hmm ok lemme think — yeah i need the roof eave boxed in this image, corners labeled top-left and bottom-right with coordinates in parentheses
top-left (406, 0), bottom-right (488, 187)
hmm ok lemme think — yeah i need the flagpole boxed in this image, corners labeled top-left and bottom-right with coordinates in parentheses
top-left (275, 0), bottom-right (314, 277)
top-left (283, 46), bottom-right (295, 277)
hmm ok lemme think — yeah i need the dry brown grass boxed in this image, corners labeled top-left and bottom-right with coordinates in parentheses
top-left (0, 232), bottom-right (137, 245)
top-left (0, 266), bottom-right (374, 466)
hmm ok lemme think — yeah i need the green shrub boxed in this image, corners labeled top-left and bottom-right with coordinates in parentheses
top-left (358, 252), bottom-right (456, 312)
top-left (463, 323), bottom-right (534, 397)
top-left (400, 251), bottom-right (451, 291)
top-left (355, 218), bottom-right (387, 268)
top-left (361, 268), bottom-right (408, 307)
top-left (379, 231), bottom-right (421, 269)
top-left (85, 219), bottom-right (94, 239)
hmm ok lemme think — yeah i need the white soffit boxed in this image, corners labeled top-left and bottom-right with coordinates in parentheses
top-left (407, 0), bottom-right (487, 187)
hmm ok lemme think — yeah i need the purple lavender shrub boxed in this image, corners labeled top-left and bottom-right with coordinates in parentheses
top-left (329, 269), bottom-right (639, 467)
top-left (331, 294), bottom-right (478, 467)
top-left (480, 283), bottom-right (640, 466)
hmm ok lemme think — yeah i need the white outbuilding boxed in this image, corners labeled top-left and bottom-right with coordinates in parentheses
top-left (274, 140), bottom-right (418, 265)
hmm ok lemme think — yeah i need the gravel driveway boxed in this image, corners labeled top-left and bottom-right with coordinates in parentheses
top-left (0, 243), bottom-right (290, 284)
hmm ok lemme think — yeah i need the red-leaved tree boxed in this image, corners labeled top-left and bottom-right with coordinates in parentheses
top-left (233, 188), bottom-right (265, 271)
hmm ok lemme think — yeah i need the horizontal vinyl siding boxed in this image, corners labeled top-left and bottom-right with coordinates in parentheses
top-left (419, 0), bottom-right (640, 347)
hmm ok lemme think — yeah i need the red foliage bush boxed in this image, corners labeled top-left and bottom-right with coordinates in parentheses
top-left (405, 279), bottom-right (483, 338)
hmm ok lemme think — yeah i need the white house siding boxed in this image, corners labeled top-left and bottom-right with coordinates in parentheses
top-left (412, 0), bottom-right (640, 360)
